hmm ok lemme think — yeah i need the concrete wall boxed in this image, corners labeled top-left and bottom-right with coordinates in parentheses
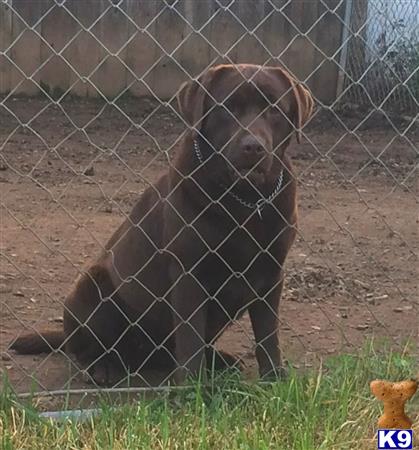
top-left (0, 0), bottom-right (346, 103)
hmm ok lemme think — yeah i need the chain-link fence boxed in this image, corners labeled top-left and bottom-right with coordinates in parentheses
top-left (0, 0), bottom-right (418, 397)
top-left (343, 0), bottom-right (419, 114)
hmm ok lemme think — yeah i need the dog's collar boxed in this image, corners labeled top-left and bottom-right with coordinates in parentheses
top-left (193, 139), bottom-right (284, 219)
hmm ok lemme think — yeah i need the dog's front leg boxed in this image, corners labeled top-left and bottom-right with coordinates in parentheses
top-left (249, 281), bottom-right (286, 379)
top-left (170, 271), bottom-right (207, 384)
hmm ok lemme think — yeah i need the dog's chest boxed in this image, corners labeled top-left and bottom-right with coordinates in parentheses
top-left (195, 219), bottom-right (283, 294)
top-left (211, 211), bottom-right (284, 266)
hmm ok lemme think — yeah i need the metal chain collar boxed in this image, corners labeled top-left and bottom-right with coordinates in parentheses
top-left (193, 139), bottom-right (284, 219)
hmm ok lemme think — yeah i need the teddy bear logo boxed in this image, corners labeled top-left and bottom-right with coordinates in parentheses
top-left (370, 379), bottom-right (418, 429)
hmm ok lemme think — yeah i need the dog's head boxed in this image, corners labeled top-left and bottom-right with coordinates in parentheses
top-left (177, 64), bottom-right (313, 189)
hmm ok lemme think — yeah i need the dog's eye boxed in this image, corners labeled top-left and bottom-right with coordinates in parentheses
top-left (226, 106), bottom-right (239, 117)
top-left (214, 104), bottom-right (233, 117)
top-left (222, 100), bottom-right (241, 117)
top-left (268, 105), bottom-right (283, 117)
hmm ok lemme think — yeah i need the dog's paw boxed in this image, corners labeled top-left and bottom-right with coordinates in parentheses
top-left (82, 362), bottom-right (127, 387)
top-left (259, 365), bottom-right (288, 381)
top-left (206, 349), bottom-right (244, 372)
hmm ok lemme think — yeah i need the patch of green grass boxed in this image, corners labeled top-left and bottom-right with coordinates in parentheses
top-left (1, 344), bottom-right (418, 450)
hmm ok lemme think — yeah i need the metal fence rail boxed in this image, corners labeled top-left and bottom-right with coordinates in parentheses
top-left (0, 0), bottom-right (417, 397)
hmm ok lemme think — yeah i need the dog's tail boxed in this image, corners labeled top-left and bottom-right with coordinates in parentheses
top-left (10, 330), bottom-right (65, 354)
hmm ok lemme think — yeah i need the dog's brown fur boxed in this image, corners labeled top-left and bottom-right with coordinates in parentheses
top-left (10, 64), bottom-right (313, 385)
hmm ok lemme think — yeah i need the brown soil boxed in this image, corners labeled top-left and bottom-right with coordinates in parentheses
top-left (0, 97), bottom-right (418, 395)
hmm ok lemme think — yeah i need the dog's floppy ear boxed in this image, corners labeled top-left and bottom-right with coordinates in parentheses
top-left (291, 81), bottom-right (314, 143)
top-left (270, 67), bottom-right (314, 143)
top-left (176, 67), bottom-right (219, 136)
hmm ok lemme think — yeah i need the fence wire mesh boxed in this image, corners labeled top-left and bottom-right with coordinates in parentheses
top-left (343, 0), bottom-right (419, 115)
top-left (0, 0), bottom-right (418, 397)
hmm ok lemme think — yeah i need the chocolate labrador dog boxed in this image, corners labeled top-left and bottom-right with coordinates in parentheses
top-left (11, 64), bottom-right (313, 385)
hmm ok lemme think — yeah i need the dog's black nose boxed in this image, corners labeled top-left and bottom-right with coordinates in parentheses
top-left (241, 135), bottom-right (264, 155)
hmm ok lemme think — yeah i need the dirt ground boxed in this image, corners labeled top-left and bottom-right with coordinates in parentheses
top-left (0, 96), bottom-right (418, 395)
